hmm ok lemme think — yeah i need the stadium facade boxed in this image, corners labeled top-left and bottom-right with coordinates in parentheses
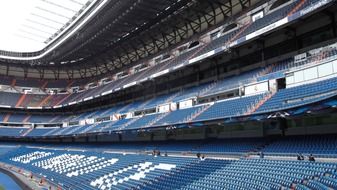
top-left (0, 0), bottom-right (337, 189)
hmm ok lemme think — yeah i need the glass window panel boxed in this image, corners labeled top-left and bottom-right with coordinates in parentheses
top-left (318, 62), bottom-right (333, 77)
top-left (304, 67), bottom-right (317, 80)
top-left (333, 60), bottom-right (337, 73)
top-left (286, 75), bottom-right (294, 85)
top-left (294, 71), bottom-right (304, 83)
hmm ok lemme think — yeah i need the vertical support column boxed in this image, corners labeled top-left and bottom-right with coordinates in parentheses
top-left (331, 12), bottom-right (337, 38)
top-left (324, 11), bottom-right (337, 38)
top-left (216, 61), bottom-right (221, 81)
top-left (239, 86), bottom-right (243, 97)
top-left (6, 63), bottom-right (9, 76)
top-left (24, 67), bottom-right (28, 78)
top-left (195, 65), bottom-right (200, 85)
top-left (258, 39), bottom-right (265, 62)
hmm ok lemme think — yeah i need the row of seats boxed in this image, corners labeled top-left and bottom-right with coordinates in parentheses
top-left (259, 45), bottom-right (337, 82)
top-left (0, 69), bottom-right (335, 132)
top-left (0, 76), bottom-right (84, 88)
top-left (1, 73), bottom-right (336, 134)
top-left (0, 147), bottom-right (197, 190)
top-left (0, 0), bottom-right (329, 110)
top-left (2, 43), bottom-right (336, 125)
top-left (256, 76), bottom-right (337, 113)
top-left (0, 113), bottom-right (68, 123)
top-left (0, 127), bottom-right (27, 136)
top-left (1, 135), bottom-right (337, 157)
top-left (0, 143), bottom-right (336, 190)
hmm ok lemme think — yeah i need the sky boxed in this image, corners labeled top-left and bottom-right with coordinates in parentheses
top-left (0, 0), bottom-right (86, 52)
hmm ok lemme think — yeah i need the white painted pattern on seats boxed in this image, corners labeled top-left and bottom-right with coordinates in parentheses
top-left (90, 161), bottom-right (176, 189)
top-left (66, 158), bottom-right (119, 177)
top-left (30, 153), bottom-right (120, 178)
top-left (11, 151), bottom-right (53, 164)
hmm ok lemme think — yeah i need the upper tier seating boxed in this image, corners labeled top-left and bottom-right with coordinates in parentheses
top-left (0, 0), bottom-right (331, 110)
top-left (7, 114), bottom-right (27, 123)
top-left (123, 114), bottom-right (159, 130)
top-left (15, 78), bottom-right (43, 88)
top-left (259, 45), bottom-right (337, 81)
top-left (70, 78), bottom-right (92, 87)
top-left (2, 70), bottom-right (336, 133)
top-left (25, 128), bottom-right (55, 137)
top-left (3, 73), bottom-right (336, 131)
top-left (46, 80), bottom-right (69, 88)
top-left (256, 77), bottom-right (337, 113)
top-left (202, 69), bottom-right (260, 97)
top-left (0, 92), bottom-right (20, 107)
top-left (0, 127), bottom-right (28, 136)
top-left (194, 93), bottom-right (266, 121)
top-left (0, 76), bottom-right (12, 86)
top-left (21, 94), bottom-right (46, 107)
top-left (191, 0), bottom-right (315, 59)
top-left (154, 106), bottom-right (198, 126)
top-left (28, 115), bottom-right (56, 123)
top-left (236, 0), bottom-right (299, 39)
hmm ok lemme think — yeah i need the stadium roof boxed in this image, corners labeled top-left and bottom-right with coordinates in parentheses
top-left (0, 0), bottom-right (257, 79)
top-left (0, 0), bottom-right (104, 55)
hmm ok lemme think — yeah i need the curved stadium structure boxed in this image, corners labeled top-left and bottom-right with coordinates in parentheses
top-left (1, 0), bottom-right (337, 189)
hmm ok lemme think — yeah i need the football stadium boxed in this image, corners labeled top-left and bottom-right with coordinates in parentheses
top-left (0, 0), bottom-right (337, 189)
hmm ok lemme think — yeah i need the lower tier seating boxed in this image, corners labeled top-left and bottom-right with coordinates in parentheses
top-left (0, 143), bottom-right (336, 190)
top-left (1, 134), bottom-right (337, 156)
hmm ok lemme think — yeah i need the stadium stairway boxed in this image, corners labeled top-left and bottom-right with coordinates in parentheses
top-left (66, 80), bottom-right (74, 89)
top-left (97, 121), bottom-right (117, 133)
top-left (48, 115), bottom-right (62, 123)
top-left (167, 42), bottom-right (208, 72)
top-left (97, 108), bottom-right (116, 118)
top-left (64, 125), bottom-right (83, 136)
top-left (21, 128), bottom-right (34, 137)
top-left (142, 112), bottom-right (171, 129)
top-left (54, 93), bottom-right (72, 106)
top-left (43, 128), bottom-right (59, 136)
top-left (38, 94), bottom-right (52, 107)
top-left (83, 110), bottom-right (101, 120)
top-left (3, 114), bottom-right (11, 123)
top-left (97, 105), bottom-right (129, 118)
top-left (288, 0), bottom-right (307, 16)
top-left (245, 91), bottom-right (276, 115)
top-left (186, 104), bottom-right (213, 123)
top-left (15, 94), bottom-right (27, 107)
top-left (136, 98), bottom-right (154, 110)
top-left (10, 79), bottom-right (16, 87)
top-left (22, 115), bottom-right (31, 123)
top-left (198, 82), bottom-right (217, 96)
top-left (227, 21), bottom-right (252, 45)
top-left (258, 64), bottom-right (274, 76)
top-left (80, 123), bottom-right (102, 134)
top-left (163, 92), bottom-right (182, 106)
top-left (40, 81), bottom-right (48, 90)
top-left (117, 117), bottom-right (143, 131)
